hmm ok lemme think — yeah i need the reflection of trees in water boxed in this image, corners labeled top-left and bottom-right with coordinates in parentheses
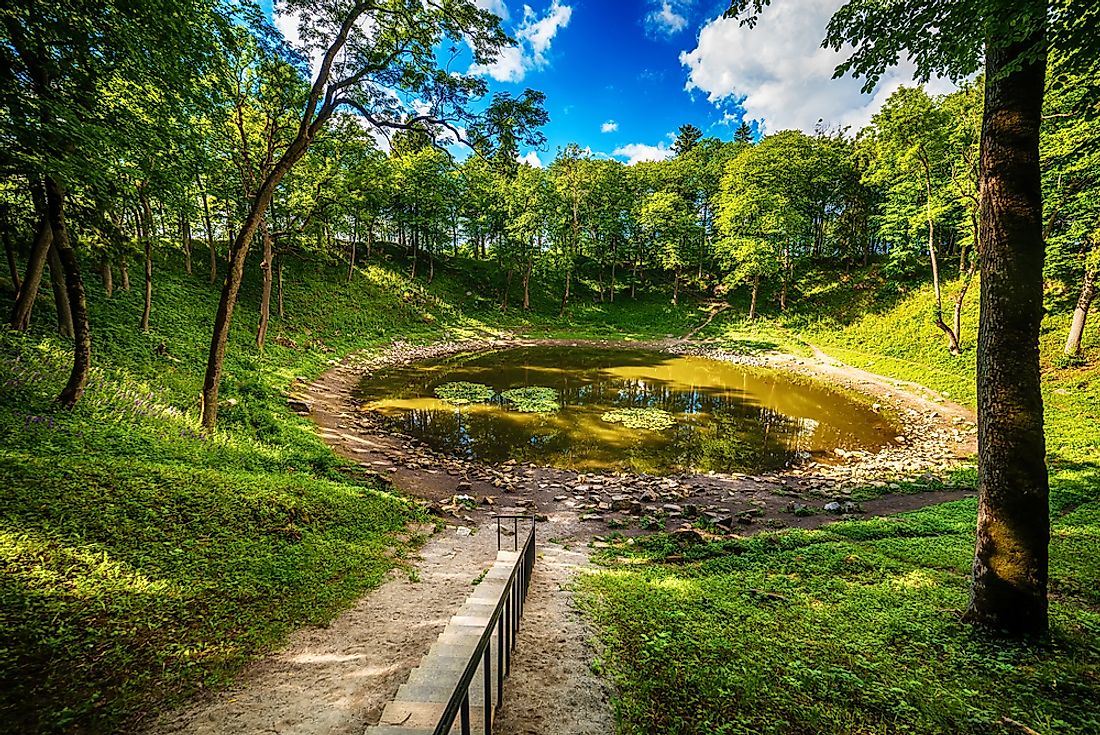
top-left (381, 381), bottom-right (817, 472)
top-left (367, 348), bottom-right (865, 473)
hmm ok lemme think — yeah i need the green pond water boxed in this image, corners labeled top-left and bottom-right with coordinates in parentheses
top-left (355, 346), bottom-right (897, 474)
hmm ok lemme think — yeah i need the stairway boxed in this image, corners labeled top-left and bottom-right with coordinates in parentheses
top-left (370, 543), bottom-right (530, 735)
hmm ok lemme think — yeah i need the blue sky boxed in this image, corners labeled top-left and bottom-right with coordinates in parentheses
top-left (267, 0), bottom-right (949, 166)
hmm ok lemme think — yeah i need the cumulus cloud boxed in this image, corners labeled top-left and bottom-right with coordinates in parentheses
top-left (519, 150), bottom-right (543, 167)
top-left (472, 1), bottom-right (573, 82)
top-left (645, 1), bottom-right (688, 36)
top-left (613, 141), bottom-right (673, 165)
top-left (601, 120), bottom-right (619, 133)
top-left (680, 0), bottom-right (955, 133)
top-left (474, 0), bottom-right (509, 21)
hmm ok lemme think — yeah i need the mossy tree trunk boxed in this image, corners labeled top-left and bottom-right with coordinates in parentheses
top-left (964, 25), bottom-right (1050, 636)
top-left (44, 176), bottom-right (90, 408)
top-left (10, 181), bottom-right (52, 331)
top-left (46, 241), bottom-right (73, 338)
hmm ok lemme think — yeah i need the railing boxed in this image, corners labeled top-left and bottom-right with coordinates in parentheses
top-left (432, 514), bottom-right (536, 735)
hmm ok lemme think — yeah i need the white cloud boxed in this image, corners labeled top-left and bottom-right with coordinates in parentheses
top-left (474, 0), bottom-right (509, 21)
top-left (680, 0), bottom-right (955, 134)
top-left (601, 120), bottom-right (618, 133)
top-left (613, 141), bottom-right (673, 165)
top-left (519, 151), bottom-right (543, 167)
top-left (471, 1), bottom-right (573, 82)
top-left (646, 1), bottom-right (688, 36)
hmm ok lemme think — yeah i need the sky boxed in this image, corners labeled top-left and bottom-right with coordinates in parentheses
top-left (266, 0), bottom-right (954, 167)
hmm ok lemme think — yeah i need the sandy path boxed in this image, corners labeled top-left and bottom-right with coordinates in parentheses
top-left (494, 539), bottom-right (614, 735)
top-left (148, 524), bottom-right (498, 735)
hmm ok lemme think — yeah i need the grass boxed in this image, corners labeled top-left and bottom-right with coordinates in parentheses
top-left (578, 269), bottom-right (1100, 735)
top-left (0, 243), bottom-right (711, 733)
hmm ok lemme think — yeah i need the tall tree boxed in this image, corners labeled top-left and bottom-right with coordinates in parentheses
top-left (727, 0), bottom-right (1100, 635)
top-left (198, 0), bottom-right (511, 430)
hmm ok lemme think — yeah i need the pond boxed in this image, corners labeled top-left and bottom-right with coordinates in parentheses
top-left (355, 346), bottom-right (898, 475)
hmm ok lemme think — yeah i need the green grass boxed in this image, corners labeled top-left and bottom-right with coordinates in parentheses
top-left (578, 270), bottom-right (1100, 735)
top-left (0, 243), bottom-right (712, 733)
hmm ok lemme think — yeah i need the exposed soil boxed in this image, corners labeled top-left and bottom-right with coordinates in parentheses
top-left (153, 337), bottom-right (978, 735)
top-left (148, 522), bottom-right (500, 735)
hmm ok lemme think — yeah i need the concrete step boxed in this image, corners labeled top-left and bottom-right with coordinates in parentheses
top-left (378, 700), bottom-right (486, 731)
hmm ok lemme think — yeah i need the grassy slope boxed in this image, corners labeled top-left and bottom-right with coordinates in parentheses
top-left (0, 244), bottom-right (709, 734)
top-left (580, 270), bottom-right (1100, 735)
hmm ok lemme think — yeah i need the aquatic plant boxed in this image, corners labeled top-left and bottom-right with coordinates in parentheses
top-left (501, 386), bottom-right (560, 413)
top-left (434, 381), bottom-right (495, 405)
top-left (600, 407), bottom-right (676, 431)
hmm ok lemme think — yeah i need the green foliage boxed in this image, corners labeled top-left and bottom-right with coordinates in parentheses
top-left (581, 263), bottom-right (1100, 735)
top-left (433, 381), bottom-right (495, 405)
top-left (501, 386), bottom-right (560, 413)
top-left (601, 407), bottom-right (676, 431)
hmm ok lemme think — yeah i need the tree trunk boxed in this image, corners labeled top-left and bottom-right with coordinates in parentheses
top-left (182, 215), bottom-right (192, 275)
top-left (964, 25), bottom-right (1050, 637)
top-left (46, 242), bottom-right (74, 338)
top-left (140, 192), bottom-right (154, 333)
top-left (10, 216), bottom-right (52, 331)
top-left (748, 274), bottom-right (760, 321)
top-left (202, 134), bottom-right (312, 430)
top-left (1064, 268), bottom-right (1096, 357)
top-left (200, 179), bottom-right (217, 285)
top-left (952, 250), bottom-right (980, 352)
top-left (119, 257), bottom-right (130, 290)
top-left (501, 268), bottom-right (512, 311)
top-left (672, 268), bottom-right (680, 306)
top-left (44, 177), bottom-right (90, 408)
top-left (101, 259), bottom-right (113, 297)
top-left (609, 239), bottom-right (617, 304)
top-left (559, 267), bottom-right (571, 317)
top-left (3, 229), bottom-right (20, 292)
top-left (348, 235), bottom-right (356, 282)
top-left (522, 255), bottom-right (532, 311)
top-left (277, 256), bottom-right (285, 319)
top-left (256, 217), bottom-right (274, 350)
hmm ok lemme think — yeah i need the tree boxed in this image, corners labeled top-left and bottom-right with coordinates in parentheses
top-left (733, 121), bottom-right (754, 144)
top-left (860, 86), bottom-right (965, 353)
top-left (1042, 56), bottom-right (1100, 358)
top-left (198, 0), bottom-right (511, 430)
top-left (727, 0), bottom-right (1100, 635)
top-left (0, 0), bottom-right (227, 407)
top-left (672, 123), bottom-right (704, 156)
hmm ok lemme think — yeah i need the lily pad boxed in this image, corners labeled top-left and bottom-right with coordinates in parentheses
top-left (434, 381), bottom-right (495, 405)
top-left (502, 386), bottom-right (560, 413)
top-left (601, 407), bottom-right (676, 431)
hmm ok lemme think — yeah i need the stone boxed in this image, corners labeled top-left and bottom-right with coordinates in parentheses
top-left (824, 501), bottom-right (842, 512)
top-left (288, 398), bottom-right (311, 414)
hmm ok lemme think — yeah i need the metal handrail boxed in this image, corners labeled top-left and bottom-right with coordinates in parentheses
top-left (432, 514), bottom-right (536, 735)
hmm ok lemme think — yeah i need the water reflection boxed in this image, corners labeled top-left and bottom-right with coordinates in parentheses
top-left (355, 347), bottom-right (895, 474)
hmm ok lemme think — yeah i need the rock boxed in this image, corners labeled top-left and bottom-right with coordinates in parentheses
top-left (824, 501), bottom-right (842, 513)
top-left (610, 494), bottom-right (632, 511)
top-left (662, 503), bottom-right (682, 514)
top-left (580, 513), bottom-right (603, 522)
top-left (288, 397), bottom-right (311, 414)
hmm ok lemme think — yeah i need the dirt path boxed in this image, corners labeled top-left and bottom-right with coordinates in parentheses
top-left (148, 524), bottom-right (499, 735)
top-left (493, 534), bottom-right (615, 735)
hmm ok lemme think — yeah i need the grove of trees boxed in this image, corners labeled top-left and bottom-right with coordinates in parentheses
top-left (2, 0), bottom-right (1099, 636)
